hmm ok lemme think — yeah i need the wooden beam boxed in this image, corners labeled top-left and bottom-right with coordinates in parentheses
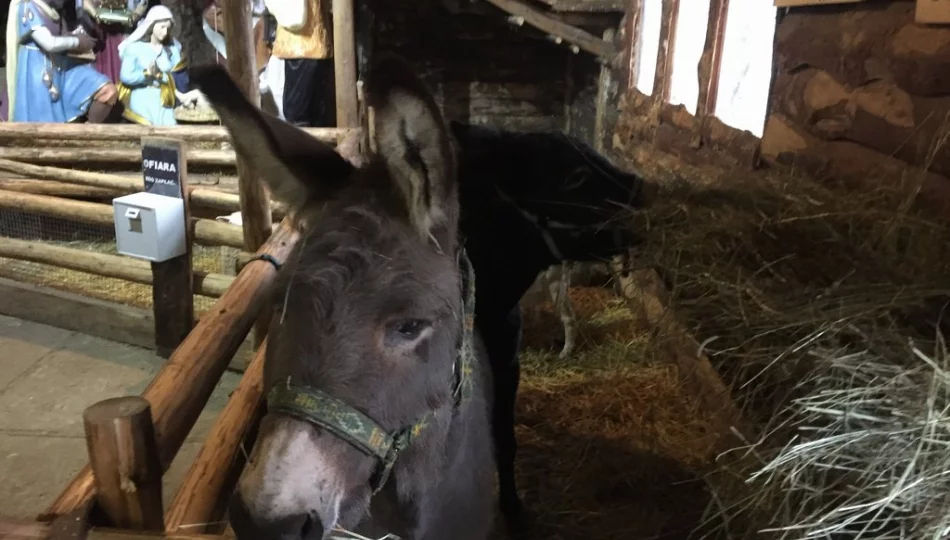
top-left (0, 123), bottom-right (351, 144)
top-left (43, 220), bottom-right (300, 521)
top-left (482, 0), bottom-right (618, 58)
top-left (652, 0), bottom-right (679, 103)
top-left (333, 0), bottom-right (360, 128)
top-left (165, 340), bottom-right (267, 533)
top-left (532, 0), bottom-right (626, 12)
top-left (695, 0), bottom-right (729, 119)
top-left (0, 159), bottom-right (251, 213)
top-left (0, 237), bottom-right (233, 298)
top-left (623, 0), bottom-right (644, 91)
top-left (0, 190), bottom-right (246, 249)
top-left (594, 28), bottom-right (616, 152)
top-left (0, 277), bottom-right (155, 350)
top-left (222, 0), bottom-right (273, 259)
top-left (0, 148), bottom-right (237, 167)
top-left (0, 179), bottom-right (120, 199)
top-left (83, 397), bottom-right (164, 531)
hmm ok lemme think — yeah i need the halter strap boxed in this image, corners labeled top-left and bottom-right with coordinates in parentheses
top-left (265, 246), bottom-right (477, 494)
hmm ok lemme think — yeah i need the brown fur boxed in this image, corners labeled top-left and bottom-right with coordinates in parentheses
top-left (191, 54), bottom-right (496, 540)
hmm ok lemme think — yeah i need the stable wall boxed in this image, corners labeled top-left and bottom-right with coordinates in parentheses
top-left (371, 0), bottom-right (616, 136)
top-left (610, 0), bottom-right (950, 210)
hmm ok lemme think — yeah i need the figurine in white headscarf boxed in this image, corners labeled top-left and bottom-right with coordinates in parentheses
top-left (115, 5), bottom-right (201, 125)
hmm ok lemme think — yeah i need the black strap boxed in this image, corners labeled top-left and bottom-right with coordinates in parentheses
top-left (250, 253), bottom-right (282, 271)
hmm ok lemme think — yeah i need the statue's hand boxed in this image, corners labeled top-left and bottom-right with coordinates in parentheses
top-left (75, 33), bottom-right (97, 52)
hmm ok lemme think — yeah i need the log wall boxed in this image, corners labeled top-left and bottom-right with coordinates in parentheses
top-left (372, 0), bottom-right (613, 135)
top-left (610, 0), bottom-right (950, 211)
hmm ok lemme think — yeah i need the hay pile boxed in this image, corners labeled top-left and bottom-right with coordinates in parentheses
top-left (516, 286), bottom-right (723, 539)
top-left (627, 167), bottom-right (950, 539)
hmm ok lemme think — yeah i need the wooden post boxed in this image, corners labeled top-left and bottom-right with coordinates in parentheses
top-left (82, 397), bottom-right (164, 531)
top-left (593, 28), bottom-right (616, 154)
top-left (652, 0), bottom-right (679, 105)
top-left (223, 0), bottom-right (273, 348)
top-left (333, 0), bottom-right (359, 128)
top-left (141, 138), bottom-right (194, 358)
top-left (624, 0), bottom-right (643, 91)
top-left (695, 0), bottom-right (729, 120)
top-left (222, 0), bottom-right (272, 254)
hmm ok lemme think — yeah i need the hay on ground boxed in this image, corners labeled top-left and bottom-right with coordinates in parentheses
top-left (623, 165), bottom-right (950, 539)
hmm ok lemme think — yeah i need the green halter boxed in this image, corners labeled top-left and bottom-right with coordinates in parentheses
top-left (266, 247), bottom-right (477, 494)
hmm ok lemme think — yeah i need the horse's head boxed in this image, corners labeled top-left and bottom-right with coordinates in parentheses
top-left (193, 54), bottom-right (468, 540)
top-left (450, 121), bottom-right (655, 264)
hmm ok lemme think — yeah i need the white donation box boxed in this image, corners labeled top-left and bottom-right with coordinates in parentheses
top-left (112, 192), bottom-right (187, 262)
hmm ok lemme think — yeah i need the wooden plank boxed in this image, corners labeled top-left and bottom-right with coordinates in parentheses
top-left (594, 28), bottom-right (616, 152)
top-left (916, 0), bottom-right (950, 23)
top-left (333, 0), bottom-right (360, 127)
top-left (482, 0), bottom-right (618, 58)
top-left (0, 190), bottom-right (246, 249)
top-left (0, 237), bottom-right (233, 298)
top-left (0, 277), bottom-right (155, 350)
top-left (0, 123), bottom-right (351, 144)
top-left (0, 179), bottom-right (120, 199)
top-left (623, 0), bottom-right (644, 91)
top-left (533, 0), bottom-right (626, 12)
top-left (141, 138), bottom-right (195, 358)
top-left (44, 221), bottom-right (300, 521)
top-left (83, 397), bottom-right (164, 530)
top-left (774, 0), bottom-right (862, 6)
top-left (0, 148), bottom-right (236, 167)
top-left (695, 0), bottom-right (729, 119)
top-left (165, 341), bottom-right (267, 533)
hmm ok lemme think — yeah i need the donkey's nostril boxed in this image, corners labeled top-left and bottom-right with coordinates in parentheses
top-left (229, 492), bottom-right (324, 540)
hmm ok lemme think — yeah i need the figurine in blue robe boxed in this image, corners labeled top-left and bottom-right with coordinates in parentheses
top-left (5, 0), bottom-right (119, 122)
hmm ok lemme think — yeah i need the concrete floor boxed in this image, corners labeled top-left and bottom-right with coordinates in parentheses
top-left (0, 314), bottom-right (242, 521)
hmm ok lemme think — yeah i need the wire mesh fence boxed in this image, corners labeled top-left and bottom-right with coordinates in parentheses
top-left (0, 207), bottom-right (242, 317)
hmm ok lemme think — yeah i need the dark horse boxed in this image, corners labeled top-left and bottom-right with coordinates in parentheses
top-left (192, 56), bottom-right (496, 540)
top-left (450, 121), bottom-right (658, 527)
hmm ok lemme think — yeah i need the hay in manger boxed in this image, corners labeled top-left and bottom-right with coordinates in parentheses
top-left (624, 165), bottom-right (950, 539)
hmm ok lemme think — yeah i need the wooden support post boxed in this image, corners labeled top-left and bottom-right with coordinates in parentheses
top-left (222, 0), bottom-right (272, 255)
top-left (165, 340), bottom-right (268, 533)
top-left (333, 0), bottom-right (359, 128)
top-left (223, 0), bottom-right (273, 349)
top-left (82, 397), bottom-right (164, 531)
top-left (695, 0), bottom-right (729, 120)
top-left (44, 221), bottom-right (299, 521)
top-left (141, 139), bottom-right (194, 358)
top-left (593, 28), bottom-right (616, 154)
top-left (624, 0), bottom-right (643, 91)
top-left (652, 0), bottom-right (679, 105)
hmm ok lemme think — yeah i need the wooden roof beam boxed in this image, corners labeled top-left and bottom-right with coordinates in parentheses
top-left (484, 0), bottom-right (618, 59)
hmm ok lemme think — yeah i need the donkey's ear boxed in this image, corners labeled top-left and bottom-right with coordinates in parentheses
top-left (190, 65), bottom-right (354, 207)
top-left (365, 54), bottom-right (455, 239)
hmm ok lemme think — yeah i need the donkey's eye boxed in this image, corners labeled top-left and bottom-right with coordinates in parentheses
top-left (392, 319), bottom-right (431, 341)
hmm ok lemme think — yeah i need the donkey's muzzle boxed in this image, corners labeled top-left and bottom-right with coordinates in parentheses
top-left (229, 493), bottom-right (326, 540)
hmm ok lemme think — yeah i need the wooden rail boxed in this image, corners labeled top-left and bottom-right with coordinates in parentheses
top-left (0, 123), bottom-right (352, 144)
top-left (484, 0), bottom-right (617, 58)
top-left (165, 340), bottom-right (268, 532)
top-left (0, 159), bottom-right (263, 214)
top-left (0, 148), bottom-right (237, 167)
top-left (0, 190), bottom-right (246, 249)
top-left (43, 220), bottom-right (299, 520)
top-left (0, 237), bottom-right (233, 298)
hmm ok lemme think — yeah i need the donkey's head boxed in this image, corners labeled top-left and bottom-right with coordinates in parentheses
top-left (193, 55), bottom-right (465, 540)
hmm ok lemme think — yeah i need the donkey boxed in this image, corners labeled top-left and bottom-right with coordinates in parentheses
top-left (191, 55), bottom-right (496, 540)
top-left (449, 121), bottom-right (658, 527)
